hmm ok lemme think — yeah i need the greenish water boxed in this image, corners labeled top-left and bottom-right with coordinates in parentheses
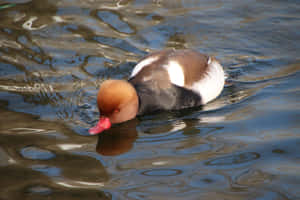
top-left (0, 0), bottom-right (300, 199)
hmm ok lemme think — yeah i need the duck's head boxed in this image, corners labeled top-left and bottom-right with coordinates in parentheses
top-left (89, 80), bottom-right (139, 135)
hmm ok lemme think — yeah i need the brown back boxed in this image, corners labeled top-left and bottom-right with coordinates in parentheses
top-left (130, 49), bottom-right (209, 88)
top-left (168, 50), bottom-right (209, 86)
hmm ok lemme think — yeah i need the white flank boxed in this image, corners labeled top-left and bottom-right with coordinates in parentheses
top-left (130, 56), bottom-right (159, 77)
top-left (190, 59), bottom-right (225, 104)
top-left (164, 61), bottom-right (185, 87)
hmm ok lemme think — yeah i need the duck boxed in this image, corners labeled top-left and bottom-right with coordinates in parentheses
top-left (89, 49), bottom-right (225, 135)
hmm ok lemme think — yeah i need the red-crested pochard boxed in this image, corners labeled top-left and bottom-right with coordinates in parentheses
top-left (89, 49), bottom-right (225, 135)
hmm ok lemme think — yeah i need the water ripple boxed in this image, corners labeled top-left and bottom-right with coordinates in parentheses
top-left (205, 152), bottom-right (260, 167)
top-left (141, 168), bottom-right (182, 177)
top-left (0, 0), bottom-right (300, 199)
top-left (20, 146), bottom-right (56, 160)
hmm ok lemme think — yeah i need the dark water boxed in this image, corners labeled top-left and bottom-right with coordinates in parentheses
top-left (1, 0), bottom-right (300, 199)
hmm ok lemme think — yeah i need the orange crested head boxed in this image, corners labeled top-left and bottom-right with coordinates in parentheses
top-left (89, 80), bottom-right (139, 135)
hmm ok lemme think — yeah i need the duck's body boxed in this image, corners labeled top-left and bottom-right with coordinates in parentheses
top-left (129, 49), bottom-right (224, 115)
top-left (89, 49), bottom-right (225, 135)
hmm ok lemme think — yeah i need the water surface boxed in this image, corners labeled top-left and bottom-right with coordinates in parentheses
top-left (0, 0), bottom-right (300, 199)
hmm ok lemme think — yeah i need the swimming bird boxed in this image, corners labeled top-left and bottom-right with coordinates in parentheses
top-left (89, 49), bottom-right (225, 135)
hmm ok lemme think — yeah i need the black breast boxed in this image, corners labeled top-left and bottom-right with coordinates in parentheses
top-left (128, 80), bottom-right (202, 115)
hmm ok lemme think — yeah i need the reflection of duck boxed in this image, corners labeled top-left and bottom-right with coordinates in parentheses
top-left (90, 49), bottom-right (225, 135)
top-left (96, 120), bottom-right (138, 156)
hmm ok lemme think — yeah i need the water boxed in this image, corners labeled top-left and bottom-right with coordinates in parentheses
top-left (0, 0), bottom-right (300, 199)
